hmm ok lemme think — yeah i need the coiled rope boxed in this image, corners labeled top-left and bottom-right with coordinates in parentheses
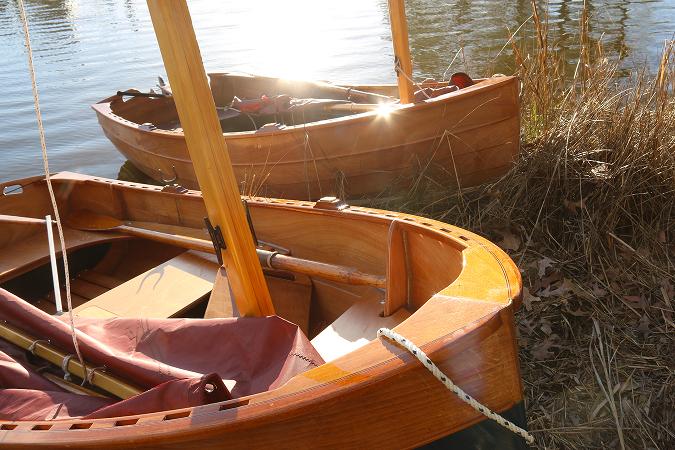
top-left (17, 0), bottom-right (86, 373)
top-left (377, 328), bottom-right (534, 444)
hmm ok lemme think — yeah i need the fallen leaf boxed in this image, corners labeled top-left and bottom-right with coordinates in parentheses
top-left (624, 295), bottom-right (646, 308)
top-left (591, 284), bottom-right (608, 298)
top-left (522, 287), bottom-right (540, 311)
top-left (533, 271), bottom-right (563, 294)
top-left (537, 257), bottom-right (554, 277)
top-left (541, 278), bottom-right (575, 298)
top-left (497, 229), bottom-right (521, 251)
top-left (531, 337), bottom-right (557, 360)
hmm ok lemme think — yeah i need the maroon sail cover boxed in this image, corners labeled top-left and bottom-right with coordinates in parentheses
top-left (0, 288), bottom-right (323, 421)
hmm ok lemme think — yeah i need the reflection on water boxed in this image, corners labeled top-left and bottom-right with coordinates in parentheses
top-left (1, 0), bottom-right (673, 182)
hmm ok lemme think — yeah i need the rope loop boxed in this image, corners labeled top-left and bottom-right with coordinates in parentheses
top-left (27, 339), bottom-right (50, 355)
top-left (61, 354), bottom-right (75, 382)
top-left (83, 366), bottom-right (106, 387)
top-left (377, 328), bottom-right (534, 444)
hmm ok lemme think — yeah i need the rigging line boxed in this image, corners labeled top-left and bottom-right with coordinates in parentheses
top-left (396, 63), bottom-right (431, 99)
top-left (378, 328), bottom-right (535, 444)
top-left (17, 0), bottom-right (86, 372)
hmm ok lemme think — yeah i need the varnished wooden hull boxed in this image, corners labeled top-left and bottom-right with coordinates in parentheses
top-left (0, 173), bottom-right (524, 448)
top-left (93, 75), bottom-right (520, 199)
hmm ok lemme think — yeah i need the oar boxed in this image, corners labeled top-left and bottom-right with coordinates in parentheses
top-left (0, 321), bottom-right (141, 399)
top-left (67, 210), bottom-right (385, 289)
top-left (0, 213), bottom-right (48, 226)
top-left (324, 103), bottom-right (400, 114)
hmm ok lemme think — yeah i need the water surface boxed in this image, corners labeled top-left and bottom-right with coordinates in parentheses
top-left (1, 0), bottom-right (673, 182)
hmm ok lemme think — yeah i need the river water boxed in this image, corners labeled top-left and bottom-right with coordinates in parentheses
top-left (1, 0), bottom-right (673, 183)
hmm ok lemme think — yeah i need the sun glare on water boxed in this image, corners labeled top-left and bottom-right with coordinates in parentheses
top-left (193, 0), bottom-right (389, 82)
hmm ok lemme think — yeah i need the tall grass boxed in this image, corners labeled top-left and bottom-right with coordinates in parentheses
top-left (374, 2), bottom-right (674, 448)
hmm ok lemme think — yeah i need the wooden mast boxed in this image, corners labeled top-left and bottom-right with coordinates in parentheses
top-left (146, 0), bottom-right (274, 317)
top-left (388, 0), bottom-right (414, 103)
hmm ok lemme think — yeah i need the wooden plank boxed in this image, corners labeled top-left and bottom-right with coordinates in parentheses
top-left (388, 0), bottom-right (414, 103)
top-left (265, 275), bottom-right (312, 336)
top-left (74, 250), bottom-right (218, 319)
top-left (384, 220), bottom-right (408, 316)
top-left (206, 270), bottom-right (312, 335)
top-left (77, 270), bottom-right (124, 290)
top-left (147, 0), bottom-right (273, 317)
top-left (311, 288), bottom-right (410, 362)
top-left (0, 227), bottom-right (127, 284)
top-left (69, 278), bottom-right (108, 300)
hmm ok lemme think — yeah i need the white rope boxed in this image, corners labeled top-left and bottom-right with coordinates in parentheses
top-left (377, 328), bottom-right (535, 444)
top-left (18, 0), bottom-right (86, 372)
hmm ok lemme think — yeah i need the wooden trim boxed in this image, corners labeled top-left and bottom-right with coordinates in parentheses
top-left (147, 0), bottom-right (273, 316)
top-left (388, 0), bottom-right (414, 103)
top-left (0, 173), bottom-right (524, 447)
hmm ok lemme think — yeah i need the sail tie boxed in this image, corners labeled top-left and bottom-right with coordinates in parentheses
top-left (377, 327), bottom-right (535, 444)
top-left (61, 354), bottom-right (75, 382)
top-left (27, 339), bottom-right (50, 355)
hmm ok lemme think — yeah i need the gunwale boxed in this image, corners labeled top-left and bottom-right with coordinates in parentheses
top-left (0, 173), bottom-right (523, 447)
top-left (93, 76), bottom-right (514, 140)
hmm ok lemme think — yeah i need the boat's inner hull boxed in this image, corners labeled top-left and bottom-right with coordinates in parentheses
top-left (0, 173), bottom-right (525, 448)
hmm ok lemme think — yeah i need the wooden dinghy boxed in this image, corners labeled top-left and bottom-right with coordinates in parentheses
top-left (92, 74), bottom-right (520, 201)
top-left (0, 171), bottom-right (527, 448)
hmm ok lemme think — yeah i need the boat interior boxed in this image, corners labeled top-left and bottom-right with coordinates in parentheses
top-left (0, 173), bottom-right (477, 362)
top-left (103, 73), bottom-right (458, 134)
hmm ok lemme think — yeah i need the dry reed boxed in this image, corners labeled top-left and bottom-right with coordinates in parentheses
top-left (371, 3), bottom-right (674, 448)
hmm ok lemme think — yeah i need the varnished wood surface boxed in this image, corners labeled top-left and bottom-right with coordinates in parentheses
top-left (73, 250), bottom-right (216, 319)
top-left (0, 227), bottom-right (128, 284)
top-left (92, 74), bottom-right (520, 199)
top-left (147, 0), bottom-right (273, 317)
top-left (0, 172), bottom-right (523, 448)
top-left (388, 0), bottom-right (414, 103)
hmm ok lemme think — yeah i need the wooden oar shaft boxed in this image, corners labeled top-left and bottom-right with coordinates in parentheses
top-left (260, 251), bottom-right (386, 289)
top-left (147, 0), bottom-right (274, 317)
top-left (0, 322), bottom-right (141, 399)
top-left (313, 82), bottom-right (394, 103)
top-left (118, 224), bottom-right (212, 253)
top-left (0, 214), bottom-right (47, 226)
top-left (115, 224), bottom-right (385, 288)
top-left (324, 103), bottom-right (385, 114)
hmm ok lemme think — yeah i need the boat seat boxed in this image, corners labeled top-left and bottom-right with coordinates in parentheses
top-left (0, 227), bottom-right (128, 284)
top-left (74, 250), bottom-right (218, 319)
top-left (311, 288), bottom-right (411, 362)
top-left (74, 249), bottom-right (313, 332)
